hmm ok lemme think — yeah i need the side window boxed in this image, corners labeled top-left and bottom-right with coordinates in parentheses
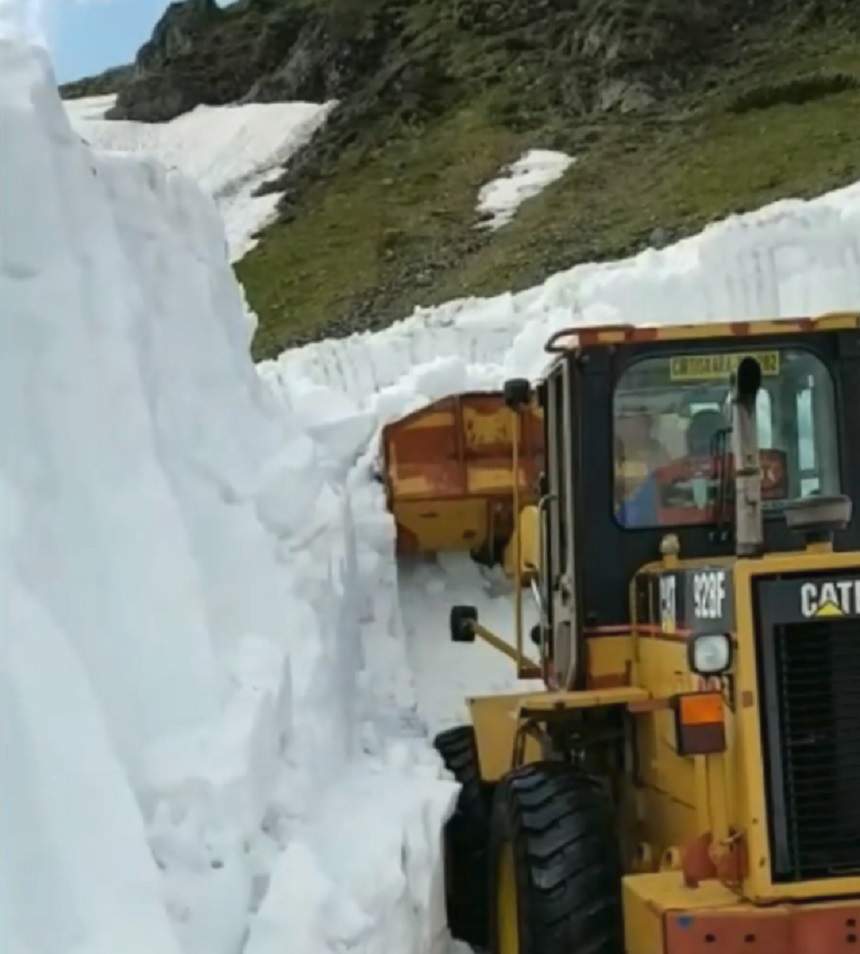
top-left (797, 388), bottom-right (818, 496)
top-left (794, 367), bottom-right (841, 498)
top-left (757, 390), bottom-right (773, 449)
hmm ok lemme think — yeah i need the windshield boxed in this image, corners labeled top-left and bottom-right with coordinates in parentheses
top-left (614, 348), bottom-right (840, 529)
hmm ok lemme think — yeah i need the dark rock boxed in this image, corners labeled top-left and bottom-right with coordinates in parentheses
top-left (109, 0), bottom-right (307, 122)
top-left (70, 0), bottom-right (860, 127)
top-left (136, 0), bottom-right (222, 73)
top-left (649, 226), bottom-right (672, 249)
top-left (595, 79), bottom-right (657, 114)
top-left (107, 72), bottom-right (201, 123)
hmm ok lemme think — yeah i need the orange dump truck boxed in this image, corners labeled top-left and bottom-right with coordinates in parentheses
top-left (380, 391), bottom-right (544, 560)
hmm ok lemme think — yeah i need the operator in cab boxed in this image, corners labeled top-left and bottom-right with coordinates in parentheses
top-left (613, 347), bottom-right (836, 531)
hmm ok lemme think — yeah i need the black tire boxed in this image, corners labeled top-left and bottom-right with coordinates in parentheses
top-left (434, 725), bottom-right (491, 948)
top-left (488, 762), bottom-right (623, 954)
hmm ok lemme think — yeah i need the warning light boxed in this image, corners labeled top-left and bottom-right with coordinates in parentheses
top-left (675, 692), bottom-right (726, 756)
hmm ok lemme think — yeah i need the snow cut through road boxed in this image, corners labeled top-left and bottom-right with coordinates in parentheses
top-left (64, 94), bottom-right (335, 261)
top-left (8, 10), bottom-right (860, 954)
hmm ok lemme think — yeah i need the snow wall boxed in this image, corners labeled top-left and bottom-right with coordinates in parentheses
top-left (64, 94), bottom-right (335, 263)
top-left (266, 182), bottom-right (860, 412)
top-left (0, 38), bottom-right (455, 954)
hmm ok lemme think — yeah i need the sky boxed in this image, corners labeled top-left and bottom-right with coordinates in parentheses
top-left (48, 0), bottom-right (169, 81)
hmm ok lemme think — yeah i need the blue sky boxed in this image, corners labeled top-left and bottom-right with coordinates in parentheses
top-left (51, 1), bottom-right (172, 83)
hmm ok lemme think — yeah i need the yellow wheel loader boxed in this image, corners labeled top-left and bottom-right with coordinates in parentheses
top-left (383, 312), bottom-right (860, 954)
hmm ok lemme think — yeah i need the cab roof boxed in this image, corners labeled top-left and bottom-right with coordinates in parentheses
top-left (544, 311), bottom-right (860, 354)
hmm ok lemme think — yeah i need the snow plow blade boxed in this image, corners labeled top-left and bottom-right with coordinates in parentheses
top-left (381, 392), bottom-right (543, 557)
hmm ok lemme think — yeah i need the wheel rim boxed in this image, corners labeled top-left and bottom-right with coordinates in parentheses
top-left (497, 841), bottom-right (520, 954)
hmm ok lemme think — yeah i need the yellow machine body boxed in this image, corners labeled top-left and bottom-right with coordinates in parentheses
top-left (389, 313), bottom-right (860, 953)
top-left (469, 546), bottom-right (860, 954)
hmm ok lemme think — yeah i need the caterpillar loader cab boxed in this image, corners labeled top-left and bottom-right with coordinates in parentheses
top-left (421, 313), bottom-right (860, 954)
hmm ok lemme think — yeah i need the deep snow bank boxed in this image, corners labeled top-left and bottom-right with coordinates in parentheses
top-left (1, 38), bottom-right (454, 954)
top-left (64, 94), bottom-right (335, 261)
top-left (267, 183), bottom-right (860, 408)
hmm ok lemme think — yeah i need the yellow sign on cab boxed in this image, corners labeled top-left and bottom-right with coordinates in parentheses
top-left (670, 351), bottom-right (780, 382)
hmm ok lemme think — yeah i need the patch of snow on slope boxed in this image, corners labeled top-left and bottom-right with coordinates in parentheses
top-left (477, 148), bottom-right (575, 230)
top-left (64, 93), bottom-right (335, 261)
top-left (3, 38), bottom-right (455, 954)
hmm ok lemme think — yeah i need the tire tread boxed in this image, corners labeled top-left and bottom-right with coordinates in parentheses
top-left (490, 761), bottom-right (623, 954)
top-left (434, 725), bottom-right (491, 948)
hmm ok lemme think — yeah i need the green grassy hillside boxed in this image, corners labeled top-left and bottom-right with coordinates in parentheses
top-left (63, 1), bottom-right (860, 359)
top-left (241, 11), bottom-right (860, 358)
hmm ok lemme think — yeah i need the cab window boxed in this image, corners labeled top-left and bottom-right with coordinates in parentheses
top-left (613, 348), bottom-right (840, 529)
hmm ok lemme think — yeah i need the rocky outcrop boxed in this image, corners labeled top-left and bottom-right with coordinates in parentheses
top-left (135, 0), bottom-right (221, 71)
top-left (105, 0), bottom-right (265, 121)
top-left (58, 0), bottom-right (860, 356)
top-left (98, 0), bottom-right (859, 124)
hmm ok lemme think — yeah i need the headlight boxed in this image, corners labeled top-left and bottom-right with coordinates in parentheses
top-left (688, 633), bottom-right (732, 675)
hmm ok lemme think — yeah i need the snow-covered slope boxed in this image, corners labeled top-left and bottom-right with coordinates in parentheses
top-left (64, 94), bottom-right (334, 261)
top-left (1, 36), bottom-right (455, 954)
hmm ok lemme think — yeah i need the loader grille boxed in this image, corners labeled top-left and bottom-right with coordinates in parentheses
top-left (759, 612), bottom-right (860, 882)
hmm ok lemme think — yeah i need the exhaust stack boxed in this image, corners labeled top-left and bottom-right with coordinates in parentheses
top-left (733, 356), bottom-right (763, 557)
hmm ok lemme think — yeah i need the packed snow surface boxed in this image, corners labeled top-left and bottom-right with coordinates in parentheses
top-left (477, 148), bottom-right (576, 230)
top-left (64, 94), bottom-right (334, 261)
